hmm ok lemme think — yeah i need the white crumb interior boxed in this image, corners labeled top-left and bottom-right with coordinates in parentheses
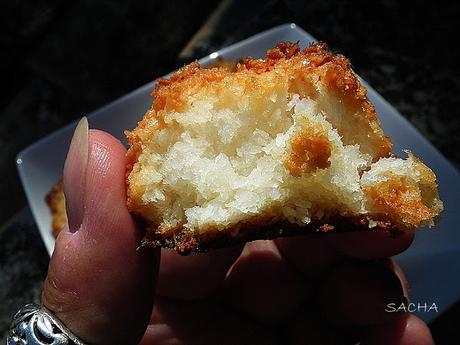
top-left (136, 94), bottom-right (427, 232)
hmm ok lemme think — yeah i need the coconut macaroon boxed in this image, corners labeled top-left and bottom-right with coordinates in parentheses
top-left (125, 42), bottom-right (443, 254)
top-left (45, 179), bottom-right (67, 237)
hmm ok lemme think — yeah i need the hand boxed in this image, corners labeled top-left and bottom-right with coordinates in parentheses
top-left (42, 118), bottom-right (436, 345)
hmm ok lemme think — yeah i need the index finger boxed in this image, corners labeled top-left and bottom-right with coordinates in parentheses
top-left (329, 230), bottom-right (414, 260)
top-left (156, 245), bottom-right (243, 300)
top-left (275, 230), bottom-right (414, 276)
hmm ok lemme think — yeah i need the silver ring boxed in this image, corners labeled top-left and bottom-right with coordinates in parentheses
top-left (7, 304), bottom-right (88, 345)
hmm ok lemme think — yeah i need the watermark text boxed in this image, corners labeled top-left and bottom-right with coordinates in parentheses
top-left (385, 302), bottom-right (439, 313)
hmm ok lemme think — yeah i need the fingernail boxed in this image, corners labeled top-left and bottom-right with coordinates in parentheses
top-left (63, 117), bottom-right (89, 233)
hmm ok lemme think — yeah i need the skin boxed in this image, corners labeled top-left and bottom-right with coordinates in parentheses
top-left (42, 123), bottom-right (436, 345)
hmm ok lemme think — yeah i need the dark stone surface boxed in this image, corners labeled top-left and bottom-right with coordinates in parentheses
top-left (0, 209), bottom-right (48, 344)
top-left (0, 0), bottom-right (458, 342)
top-left (0, 0), bottom-right (221, 225)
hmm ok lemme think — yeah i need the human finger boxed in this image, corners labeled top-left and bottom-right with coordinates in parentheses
top-left (276, 229), bottom-right (414, 280)
top-left (223, 240), bottom-right (308, 324)
top-left (42, 120), bottom-right (160, 345)
top-left (282, 306), bottom-right (357, 345)
top-left (318, 260), bottom-right (407, 326)
top-left (329, 230), bottom-right (414, 260)
top-left (139, 297), bottom-right (276, 345)
top-left (360, 314), bottom-right (435, 345)
top-left (275, 235), bottom-right (339, 277)
top-left (156, 245), bottom-right (243, 300)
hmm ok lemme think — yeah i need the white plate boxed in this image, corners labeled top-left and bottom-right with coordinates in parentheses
top-left (16, 23), bottom-right (460, 322)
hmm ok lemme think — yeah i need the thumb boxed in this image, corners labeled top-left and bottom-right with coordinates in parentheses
top-left (42, 118), bottom-right (159, 345)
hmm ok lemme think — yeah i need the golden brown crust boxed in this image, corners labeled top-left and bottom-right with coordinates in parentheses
top-left (205, 59), bottom-right (238, 71)
top-left (45, 179), bottom-right (67, 237)
top-left (141, 214), bottom-right (400, 255)
top-left (365, 175), bottom-right (433, 228)
top-left (284, 130), bottom-right (331, 176)
top-left (363, 153), bottom-right (443, 229)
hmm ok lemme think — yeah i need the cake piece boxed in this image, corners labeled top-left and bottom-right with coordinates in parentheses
top-left (125, 42), bottom-right (443, 254)
top-left (45, 179), bottom-right (67, 237)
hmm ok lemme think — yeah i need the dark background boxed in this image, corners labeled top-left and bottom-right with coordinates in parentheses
top-left (0, 0), bottom-right (458, 342)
